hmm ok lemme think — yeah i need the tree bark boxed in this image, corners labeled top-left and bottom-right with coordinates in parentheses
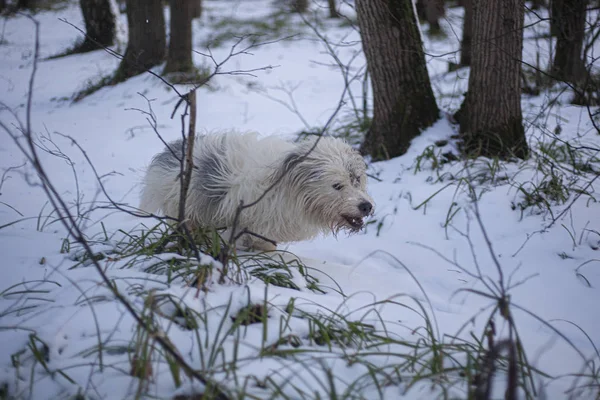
top-left (415, 0), bottom-right (427, 22)
top-left (164, 0), bottom-right (194, 74)
top-left (116, 0), bottom-right (166, 81)
top-left (327, 0), bottom-right (339, 18)
top-left (190, 0), bottom-right (202, 19)
top-left (458, 0), bottom-right (528, 159)
top-left (530, 0), bottom-right (545, 10)
top-left (78, 0), bottom-right (116, 52)
top-left (425, 0), bottom-right (445, 34)
top-left (551, 0), bottom-right (587, 84)
top-left (292, 0), bottom-right (308, 13)
top-left (459, 0), bottom-right (472, 65)
top-left (356, 0), bottom-right (439, 160)
top-left (416, 0), bottom-right (427, 21)
top-left (550, 0), bottom-right (562, 36)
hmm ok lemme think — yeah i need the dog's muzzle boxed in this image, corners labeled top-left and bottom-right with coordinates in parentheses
top-left (339, 200), bottom-right (374, 232)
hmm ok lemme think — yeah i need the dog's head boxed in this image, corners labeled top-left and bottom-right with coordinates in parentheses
top-left (281, 136), bottom-right (375, 234)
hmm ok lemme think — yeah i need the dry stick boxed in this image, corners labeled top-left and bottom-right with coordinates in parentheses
top-left (124, 93), bottom-right (204, 258)
top-left (465, 168), bottom-right (541, 396)
top-left (167, 94), bottom-right (203, 263)
top-left (176, 91), bottom-right (199, 257)
top-left (466, 180), bottom-right (506, 294)
top-left (176, 94), bottom-right (191, 225)
top-left (475, 339), bottom-right (517, 400)
top-left (182, 91), bottom-right (197, 223)
top-left (7, 16), bottom-right (230, 399)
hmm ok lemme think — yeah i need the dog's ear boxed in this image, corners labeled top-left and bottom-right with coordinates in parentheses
top-left (281, 151), bottom-right (305, 175)
top-left (275, 150), bottom-right (323, 186)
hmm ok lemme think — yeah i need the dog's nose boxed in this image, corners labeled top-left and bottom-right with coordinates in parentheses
top-left (358, 201), bottom-right (373, 216)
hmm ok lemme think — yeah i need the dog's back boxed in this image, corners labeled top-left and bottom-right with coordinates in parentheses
top-left (139, 132), bottom-right (293, 225)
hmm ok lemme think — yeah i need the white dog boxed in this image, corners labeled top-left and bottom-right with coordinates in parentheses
top-left (140, 132), bottom-right (374, 251)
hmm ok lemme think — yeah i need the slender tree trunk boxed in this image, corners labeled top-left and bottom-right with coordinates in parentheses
top-left (531, 0), bottom-right (544, 10)
top-left (78, 0), bottom-right (116, 52)
top-left (459, 0), bottom-right (472, 65)
top-left (164, 0), bottom-right (194, 74)
top-left (416, 0), bottom-right (427, 21)
top-left (116, 0), bottom-right (166, 81)
top-left (292, 0), bottom-right (308, 13)
top-left (116, 0), bottom-right (125, 13)
top-left (458, 0), bottom-right (528, 159)
top-left (190, 0), bottom-right (202, 19)
top-left (551, 0), bottom-right (587, 84)
top-left (356, 0), bottom-right (439, 160)
top-left (327, 0), bottom-right (339, 18)
top-left (550, 0), bottom-right (562, 36)
top-left (425, 0), bottom-right (445, 34)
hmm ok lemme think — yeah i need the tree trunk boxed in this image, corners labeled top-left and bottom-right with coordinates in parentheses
top-left (190, 0), bottom-right (202, 19)
top-left (531, 0), bottom-right (544, 10)
top-left (551, 0), bottom-right (587, 84)
top-left (459, 0), bottom-right (472, 65)
top-left (458, 0), bottom-right (528, 159)
top-left (416, 0), bottom-right (427, 21)
top-left (425, 0), bottom-right (445, 34)
top-left (78, 0), bottom-right (116, 52)
top-left (550, 0), bottom-right (562, 36)
top-left (292, 0), bottom-right (308, 13)
top-left (327, 0), bottom-right (339, 18)
top-left (116, 0), bottom-right (166, 81)
top-left (356, 0), bottom-right (439, 160)
top-left (17, 0), bottom-right (32, 8)
top-left (164, 0), bottom-right (194, 74)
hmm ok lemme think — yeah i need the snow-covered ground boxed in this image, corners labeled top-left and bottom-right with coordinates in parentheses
top-left (1, 1), bottom-right (599, 399)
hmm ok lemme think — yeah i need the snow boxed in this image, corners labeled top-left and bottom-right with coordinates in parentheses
top-left (1, 1), bottom-right (599, 399)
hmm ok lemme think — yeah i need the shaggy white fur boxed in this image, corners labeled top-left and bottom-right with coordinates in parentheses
top-left (140, 132), bottom-right (374, 251)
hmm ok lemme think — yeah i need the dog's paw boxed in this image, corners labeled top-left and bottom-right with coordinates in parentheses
top-left (242, 235), bottom-right (277, 252)
top-left (224, 228), bottom-right (278, 252)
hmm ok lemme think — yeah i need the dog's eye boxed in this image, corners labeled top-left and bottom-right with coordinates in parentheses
top-left (332, 183), bottom-right (344, 191)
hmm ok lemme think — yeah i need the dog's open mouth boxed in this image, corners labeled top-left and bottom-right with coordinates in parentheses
top-left (341, 214), bottom-right (364, 231)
